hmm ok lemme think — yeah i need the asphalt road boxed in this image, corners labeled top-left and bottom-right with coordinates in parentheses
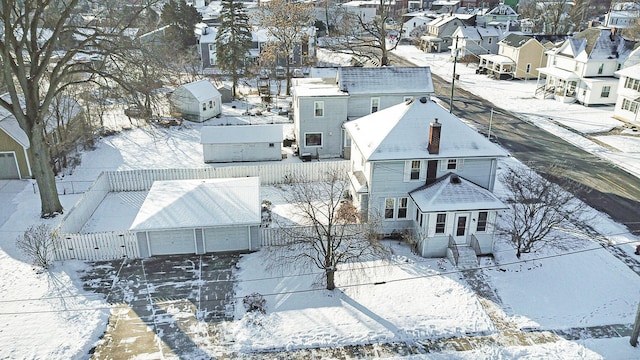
top-left (390, 53), bottom-right (640, 236)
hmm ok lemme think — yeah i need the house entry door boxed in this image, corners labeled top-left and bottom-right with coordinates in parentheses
top-left (453, 213), bottom-right (469, 245)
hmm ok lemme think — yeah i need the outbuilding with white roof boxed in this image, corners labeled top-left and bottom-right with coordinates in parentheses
top-left (170, 79), bottom-right (222, 122)
top-left (200, 124), bottom-right (283, 163)
top-left (130, 177), bottom-right (261, 257)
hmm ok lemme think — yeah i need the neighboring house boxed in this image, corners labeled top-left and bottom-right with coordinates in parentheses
top-left (475, 3), bottom-right (519, 29)
top-left (450, 25), bottom-right (503, 58)
top-left (420, 14), bottom-right (472, 53)
top-left (478, 33), bottom-right (549, 80)
top-left (0, 94), bottom-right (85, 179)
top-left (535, 27), bottom-right (637, 106)
top-left (344, 96), bottom-right (507, 263)
top-left (605, 2), bottom-right (640, 29)
top-left (131, 177), bottom-right (261, 257)
top-left (613, 64), bottom-right (640, 124)
top-left (248, 27), bottom-right (316, 68)
top-left (170, 80), bottom-right (222, 122)
top-left (201, 124), bottom-right (283, 163)
top-left (194, 23), bottom-right (218, 71)
top-left (291, 67), bottom-right (435, 158)
top-left (0, 109), bottom-right (31, 179)
top-left (403, 15), bottom-right (436, 38)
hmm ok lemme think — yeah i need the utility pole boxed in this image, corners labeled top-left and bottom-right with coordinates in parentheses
top-left (488, 108), bottom-right (493, 140)
top-left (449, 37), bottom-right (458, 114)
top-left (631, 301), bottom-right (640, 347)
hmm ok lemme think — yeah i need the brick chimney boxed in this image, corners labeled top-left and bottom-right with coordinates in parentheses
top-left (428, 118), bottom-right (442, 154)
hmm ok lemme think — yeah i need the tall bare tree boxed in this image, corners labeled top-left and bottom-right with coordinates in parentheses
top-left (322, 0), bottom-right (402, 66)
top-left (499, 165), bottom-right (590, 258)
top-left (267, 168), bottom-right (387, 290)
top-left (0, 1), bottom-right (154, 217)
top-left (255, 0), bottom-right (315, 95)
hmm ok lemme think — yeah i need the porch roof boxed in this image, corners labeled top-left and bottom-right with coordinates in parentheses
top-left (537, 67), bottom-right (580, 80)
top-left (479, 54), bottom-right (515, 65)
top-left (409, 173), bottom-right (506, 213)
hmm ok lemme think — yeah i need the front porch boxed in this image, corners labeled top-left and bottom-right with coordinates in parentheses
top-left (478, 54), bottom-right (515, 80)
top-left (535, 67), bottom-right (579, 103)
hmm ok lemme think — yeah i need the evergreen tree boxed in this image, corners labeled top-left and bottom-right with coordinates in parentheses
top-left (161, 0), bottom-right (202, 49)
top-left (216, 0), bottom-right (253, 97)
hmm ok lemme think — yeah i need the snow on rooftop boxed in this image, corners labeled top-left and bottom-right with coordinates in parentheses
top-left (130, 177), bottom-right (260, 231)
top-left (337, 67), bottom-right (434, 94)
top-left (410, 173), bottom-right (507, 212)
top-left (200, 124), bottom-right (283, 144)
top-left (178, 80), bottom-right (220, 103)
top-left (344, 97), bottom-right (509, 161)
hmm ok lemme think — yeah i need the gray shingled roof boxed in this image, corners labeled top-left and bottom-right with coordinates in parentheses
top-left (337, 67), bottom-right (434, 94)
top-left (500, 33), bottom-right (532, 48)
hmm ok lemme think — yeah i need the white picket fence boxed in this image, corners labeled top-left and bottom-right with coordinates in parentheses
top-left (260, 224), bottom-right (365, 247)
top-left (107, 161), bottom-right (350, 192)
top-left (54, 161), bottom-right (351, 261)
top-left (55, 231), bottom-right (138, 261)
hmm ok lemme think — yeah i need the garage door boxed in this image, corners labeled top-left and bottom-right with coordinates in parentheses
top-left (148, 229), bottom-right (196, 256)
top-left (0, 152), bottom-right (20, 179)
top-left (204, 227), bottom-right (249, 253)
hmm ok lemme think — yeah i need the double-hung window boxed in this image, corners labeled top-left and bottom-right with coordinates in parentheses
top-left (435, 213), bottom-right (446, 233)
top-left (371, 97), bottom-right (380, 113)
top-left (384, 198), bottom-right (395, 219)
top-left (314, 101), bottom-right (324, 117)
top-left (398, 198), bottom-right (408, 218)
top-left (601, 86), bottom-right (611, 98)
top-left (410, 160), bottom-right (421, 180)
top-left (476, 211), bottom-right (488, 232)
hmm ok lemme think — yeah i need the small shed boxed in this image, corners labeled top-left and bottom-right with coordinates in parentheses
top-left (170, 80), bottom-right (222, 123)
top-left (201, 124), bottom-right (283, 163)
top-left (131, 177), bottom-right (261, 257)
top-left (217, 84), bottom-right (233, 103)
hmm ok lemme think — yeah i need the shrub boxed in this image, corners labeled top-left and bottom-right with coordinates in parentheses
top-left (243, 292), bottom-right (267, 314)
top-left (17, 224), bottom-right (59, 270)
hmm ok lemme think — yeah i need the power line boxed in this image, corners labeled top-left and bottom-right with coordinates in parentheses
top-left (0, 235), bottom-right (638, 316)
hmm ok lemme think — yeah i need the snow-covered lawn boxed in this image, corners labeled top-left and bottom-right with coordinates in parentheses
top-left (1, 50), bottom-right (640, 359)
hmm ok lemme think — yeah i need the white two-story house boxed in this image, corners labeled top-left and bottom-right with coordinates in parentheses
top-left (613, 63), bottom-right (640, 125)
top-left (291, 67), bottom-right (435, 159)
top-left (344, 96), bottom-right (508, 264)
top-left (535, 27), bottom-right (637, 106)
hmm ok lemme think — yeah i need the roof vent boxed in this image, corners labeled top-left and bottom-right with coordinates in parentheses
top-left (419, 96), bottom-right (428, 103)
top-left (450, 174), bottom-right (461, 184)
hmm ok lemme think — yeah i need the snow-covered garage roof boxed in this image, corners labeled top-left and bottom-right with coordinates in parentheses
top-left (200, 124), bottom-right (282, 144)
top-left (130, 177), bottom-right (260, 231)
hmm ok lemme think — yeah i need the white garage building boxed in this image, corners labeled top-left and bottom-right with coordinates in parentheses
top-left (201, 124), bottom-right (283, 163)
top-left (131, 177), bottom-right (261, 257)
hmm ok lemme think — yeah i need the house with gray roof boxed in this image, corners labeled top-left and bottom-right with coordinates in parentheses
top-left (420, 14), bottom-right (472, 53)
top-left (344, 96), bottom-right (508, 264)
top-left (291, 67), bottom-right (434, 159)
top-left (478, 33), bottom-right (550, 80)
top-left (450, 25), bottom-right (504, 58)
top-left (535, 27), bottom-right (637, 106)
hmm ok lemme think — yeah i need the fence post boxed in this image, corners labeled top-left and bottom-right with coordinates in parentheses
top-left (631, 302), bottom-right (640, 347)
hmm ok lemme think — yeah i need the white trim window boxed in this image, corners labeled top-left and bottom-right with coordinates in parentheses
top-left (476, 211), bottom-right (488, 232)
top-left (398, 197), bottom-right (408, 218)
top-left (404, 160), bottom-right (426, 181)
top-left (600, 86), bottom-right (611, 98)
top-left (624, 77), bottom-right (640, 91)
top-left (371, 97), bottom-right (380, 113)
top-left (304, 132), bottom-right (322, 147)
top-left (384, 198), bottom-right (395, 219)
top-left (622, 98), bottom-right (639, 113)
top-left (441, 158), bottom-right (463, 171)
top-left (435, 213), bottom-right (446, 234)
top-left (314, 101), bottom-right (324, 117)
